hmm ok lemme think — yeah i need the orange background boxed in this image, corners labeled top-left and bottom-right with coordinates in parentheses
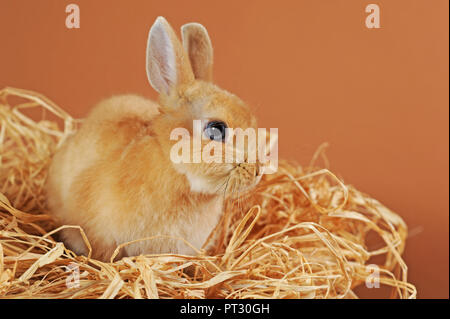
top-left (0, 0), bottom-right (448, 298)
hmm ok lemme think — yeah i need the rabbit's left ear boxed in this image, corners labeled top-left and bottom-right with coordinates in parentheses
top-left (181, 23), bottom-right (213, 82)
top-left (146, 17), bottom-right (195, 95)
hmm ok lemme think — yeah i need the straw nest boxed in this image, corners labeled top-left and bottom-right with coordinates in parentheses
top-left (0, 87), bottom-right (416, 299)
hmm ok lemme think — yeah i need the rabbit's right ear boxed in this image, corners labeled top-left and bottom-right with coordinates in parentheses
top-left (181, 23), bottom-right (213, 82)
top-left (146, 17), bottom-right (194, 95)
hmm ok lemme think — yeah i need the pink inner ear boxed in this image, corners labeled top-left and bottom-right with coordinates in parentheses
top-left (182, 23), bottom-right (213, 82)
top-left (147, 22), bottom-right (177, 95)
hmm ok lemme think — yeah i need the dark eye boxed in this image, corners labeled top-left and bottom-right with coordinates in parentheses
top-left (204, 121), bottom-right (227, 142)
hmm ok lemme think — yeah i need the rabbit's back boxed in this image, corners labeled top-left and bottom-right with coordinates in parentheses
top-left (45, 95), bottom-right (161, 258)
top-left (47, 94), bottom-right (159, 206)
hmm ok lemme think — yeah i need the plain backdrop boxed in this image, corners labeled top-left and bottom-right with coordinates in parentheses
top-left (0, 0), bottom-right (448, 298)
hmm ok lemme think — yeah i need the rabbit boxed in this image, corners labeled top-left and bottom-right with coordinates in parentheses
top-left (45, 16), bottom-right (266, 261)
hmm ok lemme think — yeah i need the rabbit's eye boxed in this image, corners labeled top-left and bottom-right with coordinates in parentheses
top-left (204, 121), bottom-right (227, 142)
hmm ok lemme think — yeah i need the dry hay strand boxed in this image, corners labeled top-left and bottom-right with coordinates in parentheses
top-left (0, 87), bottom-right (416, 299)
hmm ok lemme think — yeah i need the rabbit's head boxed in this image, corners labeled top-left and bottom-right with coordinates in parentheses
top-left (147, 17), bottom-right (265, 198)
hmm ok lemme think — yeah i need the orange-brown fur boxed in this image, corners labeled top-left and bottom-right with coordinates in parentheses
top-left (45, 17), bottom-right (261, 261)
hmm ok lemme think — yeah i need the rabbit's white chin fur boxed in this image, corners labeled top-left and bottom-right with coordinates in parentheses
top-left (185, 171), bottom-right (217, 194)
top-left (172, 163), bottom-right (231, 195)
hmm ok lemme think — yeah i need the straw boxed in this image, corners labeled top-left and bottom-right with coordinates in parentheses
top-left (0, 87), bottom-right (416, 299)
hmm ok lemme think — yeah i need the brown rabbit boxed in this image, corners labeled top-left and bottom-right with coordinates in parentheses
top-left (45, 17), bottom-right (265, 261)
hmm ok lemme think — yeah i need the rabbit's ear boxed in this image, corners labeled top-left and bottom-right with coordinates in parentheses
top-left (181, 23), bottom-right (213, 82)
top-left (146, 17), bottom-right (194, 95)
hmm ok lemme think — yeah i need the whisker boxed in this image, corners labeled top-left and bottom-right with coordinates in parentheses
top-left (220, 175), bottom-right (231, 201)
top-left (214, 178), bottom-right (228, 194)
